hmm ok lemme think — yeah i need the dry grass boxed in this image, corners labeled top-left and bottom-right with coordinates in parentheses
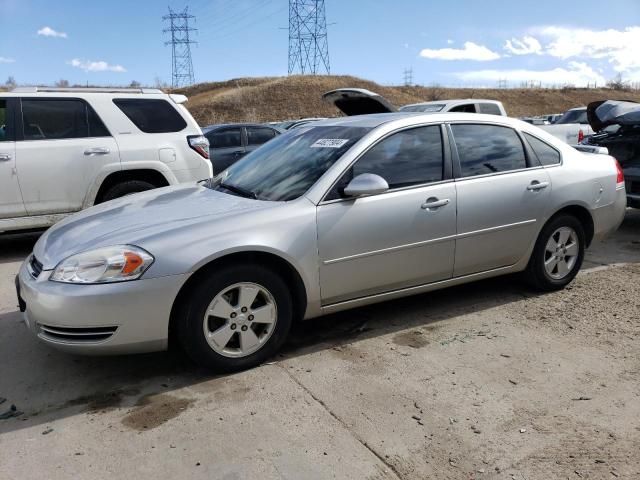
top-left (178, 75), bottom-right (640, 125)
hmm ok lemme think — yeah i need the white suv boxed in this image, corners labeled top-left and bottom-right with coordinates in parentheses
top-left (0, 87), bottom-right (211, 233)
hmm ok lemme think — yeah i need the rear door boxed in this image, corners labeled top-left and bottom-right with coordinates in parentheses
top-left (317, 124), bottom-right (456, 304)
top-left (245, 126), bottom-right (279, 154)
top-left (449, 123), bottom-right (552, 276)
top-left (0, 97), bottom-right (27, 219)
top-left (206, 127), bottom-right (244, 174)
top-left (15, 97), bottom-right (119, 215)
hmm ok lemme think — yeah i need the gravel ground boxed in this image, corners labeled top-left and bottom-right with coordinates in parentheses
top-left (0, 210), bottom-right (638, 479)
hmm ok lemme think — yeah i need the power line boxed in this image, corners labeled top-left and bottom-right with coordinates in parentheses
top-left (288, 0), bottom-right (330, 75)
top-left (163, 7), bottom-right (197, 88)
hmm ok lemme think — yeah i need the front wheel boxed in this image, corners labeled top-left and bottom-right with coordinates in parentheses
top-left (177, 264), bottom-right (293, 372)
top-left (525, 214), bottom-right (585, 291)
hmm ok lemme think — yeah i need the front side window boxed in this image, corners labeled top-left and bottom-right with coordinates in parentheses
top-left (207, 128), bottom-right (241, 149)
top-left (451, 124), bottom-right (526, 177)
top-left (247, 127), bottom-right (277, 145)
top-left (21, 99), bottom-right (109, 141)
top-left (113, 99), bottom-right (187, 133)
top-left (212, 125), bottom-right (371, 201)
top-left (524, 133), bottom-right (561, 166)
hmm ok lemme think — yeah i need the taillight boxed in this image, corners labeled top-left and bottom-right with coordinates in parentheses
top-left (188, 135), bottom-right (209, 159)
top-left (614, 158), bottom-right (624, 185)
top-left (577, 129), bottom-right (584, 143)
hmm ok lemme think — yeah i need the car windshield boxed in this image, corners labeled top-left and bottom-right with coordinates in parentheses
top-left (556, 109), bottom-right (588, 124)
top-left (210, 125), bottom-right (371, 201)
top-left (399, 104), bottom-right (445, 113)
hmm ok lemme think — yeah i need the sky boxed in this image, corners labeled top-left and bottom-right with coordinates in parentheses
top-left (1, 0), bottom-right (639, 88)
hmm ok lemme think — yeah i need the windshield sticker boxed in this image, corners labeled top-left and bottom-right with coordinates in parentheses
top-left (310, 138), bottom-right (350, 148)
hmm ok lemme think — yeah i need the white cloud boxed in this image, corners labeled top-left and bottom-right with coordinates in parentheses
top-left (447, 39), bottom-right (454, 45)
top-left (504, 36), bottom-right (542, 55)
top-left (37, 26), bottom-right (67, 38)
top-left (0, 56), bottom-right (15, 63)
top-left (538, 26), bottom-right (640, 73)
top-left (420, 41), bottom-right (500, 61)
top-left (454, 61), bottom-right (606, 87)
top-left (68, 58), bottom-right (126, 73)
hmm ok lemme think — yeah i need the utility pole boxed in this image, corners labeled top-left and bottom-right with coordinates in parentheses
top-left (497, 78), bottom-right (508, 89)
top-left (403, 68), bottom-right (413, 86)
top-left (288, 0), bottom-right (330, 75)
top-left (163, 7), bottom-right (197, 88)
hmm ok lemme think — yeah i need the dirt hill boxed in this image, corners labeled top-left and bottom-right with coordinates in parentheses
top-left (179, 75), bottom-right (640, 125)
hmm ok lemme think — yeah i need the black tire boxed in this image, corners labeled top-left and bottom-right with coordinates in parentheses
top-left (101, 180), bottom-right (156, 202)
top-left (177, 264), bottom-right (293, 372)
top-left (525, 214), bottom-right (585, 291)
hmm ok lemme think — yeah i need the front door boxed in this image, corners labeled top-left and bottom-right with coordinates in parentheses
top-left (206, 127), bottom-right (244, 174)
top-left (0, 98), bottom-right (26, 219)
top-left (449, 123), bottom-right (552, 276)
top-left (15, 97), bottom-right (119, 215)
top-left (317, 124), bottom-right (457, 304)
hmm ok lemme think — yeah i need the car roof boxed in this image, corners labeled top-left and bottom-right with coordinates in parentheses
top-left (308, 112), bottom-right (524, 129)
top-left (202, 123), bottom-right (280, 131)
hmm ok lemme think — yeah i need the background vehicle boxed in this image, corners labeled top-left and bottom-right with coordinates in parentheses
top-left (271, 118), bottom-right (327, 130)
top-left (322, 88), bottom-right (507, 116)
top-left (538, 106), bottom-right (593, 144)
top-left (18, 112), bottom-right (625, 371)
top-left (582, 99), bottom-right (640, 208)
top-left (0, 87), bottom-right (211, 233)
top-left (202, 123), bottom-right (282, 174)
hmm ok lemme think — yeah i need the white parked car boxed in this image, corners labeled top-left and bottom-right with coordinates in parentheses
top-left (0, 87), bottom-right (211, 233)
top-left (538, 106), bottom-right (593, 144)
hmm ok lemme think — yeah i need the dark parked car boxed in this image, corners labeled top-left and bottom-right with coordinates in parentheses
top-left (583, 100), bottom-right (640, 208)
top-left (202, 123), bottom-right (282, 174)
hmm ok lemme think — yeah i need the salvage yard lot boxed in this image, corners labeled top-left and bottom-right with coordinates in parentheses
top-left (1, 210), bottom-right (639, 480)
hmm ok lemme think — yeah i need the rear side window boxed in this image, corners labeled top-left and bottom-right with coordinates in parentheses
top-left (21, 99), bottom-right (110, 140)
top-left (479, 103), bottom-right (502, 115)
top-left (247, 127), bottom-right (277, 145)
top-left (351, 125), bottom-right (444, 190)
top-left (207, 128), bottom-right (242, 148)
top-left (524, 133), bottom-right (561, 166)
top-left (0, 99), bottom-right (11, 141)
top-left (451, 124), bottom-right (526, 177)
top-left (113, 99), bottom-right (186, 133)
top-left (449, 103), bottom-right (476, 113)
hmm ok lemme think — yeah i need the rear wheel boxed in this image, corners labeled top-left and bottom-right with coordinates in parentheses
top-left (177, 264), bottom-right (292, 372)
top-left (525, 214), bottom-right (585, 291)
top-left (101, 180), bottom-right (156, 202)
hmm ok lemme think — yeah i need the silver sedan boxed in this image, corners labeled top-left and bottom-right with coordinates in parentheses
top-left (16, 113), bottom-right (626, 371)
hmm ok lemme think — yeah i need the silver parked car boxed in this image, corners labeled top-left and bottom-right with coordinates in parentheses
top-left (16, 113), bottom-right (626, 371)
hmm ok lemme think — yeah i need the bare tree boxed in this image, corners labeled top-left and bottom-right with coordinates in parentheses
top-left (5, 76), bottom-right (16, 89)
top-left (55, 79), bottom-right (69, 87)
top-left (129, 80), bottom-right (141, 88)
top-left (607, 73), bottom-right (629, 91)
top-left (427, 82), bottom-right (444, 101)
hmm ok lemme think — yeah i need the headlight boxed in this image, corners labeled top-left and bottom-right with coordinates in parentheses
top-left (50, 245), bottom-right (154, 284)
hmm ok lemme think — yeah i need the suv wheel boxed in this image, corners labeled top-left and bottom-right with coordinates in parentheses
top-left (102, 180), bottom-right (156, 202)
top-left (177, 264), bottom-right (293, 372)
top-left (525, 214), bottom-right (585, 291)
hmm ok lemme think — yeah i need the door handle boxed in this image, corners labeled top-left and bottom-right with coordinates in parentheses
top-left (0, 153), bottom-right (12, 161)
top-left (527, 181), bottom-right (549, 191)
top-left (421, 197), bottom-right (450, 210)
top-left (84, 147), bottom-right (110, 156)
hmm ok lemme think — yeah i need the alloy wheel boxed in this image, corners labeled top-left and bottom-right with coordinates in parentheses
top-left (544, 226), bottom-right (579, 280)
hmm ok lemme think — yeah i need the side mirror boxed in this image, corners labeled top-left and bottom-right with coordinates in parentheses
top-left (343, 173), bottom-right (389, 197)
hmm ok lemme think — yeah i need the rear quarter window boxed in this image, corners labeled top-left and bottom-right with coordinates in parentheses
top-left (523, 133), bottom-right (561, 166)
top-left (479, 103), bottom-right (502, 115)
top-left (113, 98), bottom-right (187, 133)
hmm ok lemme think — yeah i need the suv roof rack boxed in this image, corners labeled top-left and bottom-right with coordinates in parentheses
top-left (11, 87), bottom-right (164, 94)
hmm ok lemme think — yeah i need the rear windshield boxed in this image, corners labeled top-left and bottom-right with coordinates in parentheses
top-left (556, 109), bottom-right (588, 125)
top-left (113, 98), bottom-right (187, 133)
top-left (399, 104), bottom-right (445, 113)
top-left (211, 126), bottom-right (371, 201)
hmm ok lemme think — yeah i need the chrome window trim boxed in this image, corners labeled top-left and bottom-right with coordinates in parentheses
top-left (521, 131), bottom-right (564, 167)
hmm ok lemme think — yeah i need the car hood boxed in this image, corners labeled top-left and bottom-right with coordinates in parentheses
top-left (34, 184), bottom-right (277, 269)
top-left (587, 100), bottom-right (640, 132)
top-left (322, 88), bottom-right (397, 116)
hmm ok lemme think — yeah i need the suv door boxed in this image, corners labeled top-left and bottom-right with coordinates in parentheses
top-left (0, 98), bottom-right (27, 219)
top-left (245, 126), bottom-right (278, 154)
top-left (206, 127), bottom-right (244, 174)
top-left (317, 125), bottom-right (456, 304)
top-left (449, 123), bottom-right (551, 276)
top-left (15, 98), bottom-right (119, 215)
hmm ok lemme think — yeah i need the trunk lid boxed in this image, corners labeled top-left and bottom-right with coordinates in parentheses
top-left (587, 100), bottom-right (640, 132)
top-left (322, 88), bottom-right (397, 116)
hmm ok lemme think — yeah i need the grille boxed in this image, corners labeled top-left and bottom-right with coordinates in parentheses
top-left (29, 256), bottom-right (43, 278)
top-left (38, 325), bottom-right (118, 343)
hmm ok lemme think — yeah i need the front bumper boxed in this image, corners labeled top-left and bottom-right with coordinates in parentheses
top-left (17, 259), bottom-right (189, 355)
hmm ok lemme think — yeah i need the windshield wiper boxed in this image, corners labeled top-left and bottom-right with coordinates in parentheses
top-left (220, 182), bottom-right (258, 199)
